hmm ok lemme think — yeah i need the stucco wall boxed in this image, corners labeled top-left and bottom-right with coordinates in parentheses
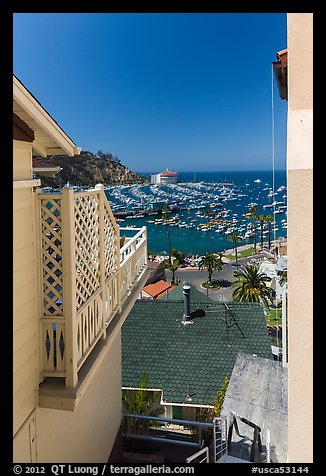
top-left (287, 13), bottom-right (313, 463)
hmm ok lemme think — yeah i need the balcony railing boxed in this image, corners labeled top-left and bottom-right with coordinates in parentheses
top-left (186, 447), bottom-right (210, 463)
top-left (122, 413), bottom-right (213, 449)
top-left (37, 185), bottom-right (148, 388)
top-left (120, 227), bottom-right (148, 303)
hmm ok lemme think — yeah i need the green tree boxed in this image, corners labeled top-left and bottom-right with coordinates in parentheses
top-left (279, 270), bottom-right (287, 288)
top-left (122, 373), bottom-right (162, 416)
top-left (232, 264), bottom-right (272, 309)
top-left (265, 215), bottom-right (274, 250)
top-left (213, 376), bottom-right (230, 417)
top-left (217, 251), bottom-right (224, 261)
top-left (246, 205), bottom-right (259, 252)
top-left (258, 214), bottom-right (266, 250)
top-left (229, 232), bottom-right (241, 270)
top-left (198, 252), bottom-right (223, 284)
top-left (171, 248), bottom-right (185, 265)
top-left (164, 259), bottom-right (181, 284)
top-left (196, 376), bottom-right (229, 444)
top-left (96, 150), bottom-right (114, 160)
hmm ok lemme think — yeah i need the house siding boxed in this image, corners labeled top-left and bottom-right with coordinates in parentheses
top-left (13, 140), bottom-right (33, 180)
top-left (13, 141), bottom-right (39, 438)
top-left (35, 331), bottom-right (122, 463)
top-left (13, 411), bottom-right (37, 463)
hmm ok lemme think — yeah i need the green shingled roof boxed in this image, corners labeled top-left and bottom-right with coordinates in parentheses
top-left (158, 282), bottom-right (214, 303)
top-left (121, 299), bottom-right (273, 406)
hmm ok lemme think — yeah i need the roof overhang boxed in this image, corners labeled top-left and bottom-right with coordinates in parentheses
top-left (32, 165), bottom-right (63, 178)
top-left (13, 75), bottom-right (82, 157)
top-left (272, 49), bottom-right (288, 100)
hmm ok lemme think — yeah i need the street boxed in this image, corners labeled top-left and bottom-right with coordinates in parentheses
top-left (165, 255), bottom-right (266, 302)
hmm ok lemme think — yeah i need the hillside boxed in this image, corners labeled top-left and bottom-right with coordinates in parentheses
top-left (33, 151), bottom-right (147, 187)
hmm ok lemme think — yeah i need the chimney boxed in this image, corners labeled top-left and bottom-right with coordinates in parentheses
top-left (183, 284), bottom-right (191, 319)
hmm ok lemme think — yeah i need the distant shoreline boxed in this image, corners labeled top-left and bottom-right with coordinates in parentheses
top-left (150, 238), bottom-right (287, 266)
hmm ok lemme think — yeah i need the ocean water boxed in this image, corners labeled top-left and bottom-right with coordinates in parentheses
top-left (143, 170), bottom-right (286, 186)
top-left (108, 170), bottom-right (287, 256)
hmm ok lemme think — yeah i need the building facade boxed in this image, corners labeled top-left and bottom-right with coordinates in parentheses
top-left (13, 75), bottom-right (149, 463)
top-left (286, 13), bottom-right (313, 463)
top-left (151, 169), bottom-right (178, 184)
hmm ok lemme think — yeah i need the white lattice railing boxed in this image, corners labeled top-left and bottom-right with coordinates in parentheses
top-left (37, 185), bottom-right (147, 387)
top-left (120, 227), bottom-right (148, 303)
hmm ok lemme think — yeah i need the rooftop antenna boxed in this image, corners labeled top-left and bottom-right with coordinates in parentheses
top-left (218, 295), bottom-right (246, 339)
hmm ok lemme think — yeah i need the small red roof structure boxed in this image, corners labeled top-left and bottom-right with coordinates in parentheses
top-left (277, 49), bottom-right (288, 68)
top-left (273, 48), bottom-right (288, 100)
top-left (159, 169), bottom-right (177, 176)
top-left (142, 280), bottom-right (174, 299)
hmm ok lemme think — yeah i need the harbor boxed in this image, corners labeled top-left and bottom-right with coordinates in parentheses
top-left (104, 172), bottom-right (287, 256)
top-left (39, 170), bottom-right (287, 257)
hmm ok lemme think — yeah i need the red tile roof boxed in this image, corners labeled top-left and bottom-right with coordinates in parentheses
top-left (277, 49), bottom-right (288, 69)
top-left (143, 280), bottom-right (172, 299)
top-left (159, 170), bottom-right (177, 175)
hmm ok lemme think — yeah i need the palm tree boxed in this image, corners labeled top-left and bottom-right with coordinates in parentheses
top-left (162, 205), bottom-right (172, 265)
top-left (217, 251), bottom-right (224, 262)
top-left (122, 373), bottom-right (163, 433)
top-left (164, 259), bottom-right (181, 284)
top-left (265, 215), bottom-right (274, 250)
top-left (258, 214), bottom-right (266, 251)
top-left (229, 232), bottom-right (241, 270)
top-left (198, 252), bottom-right (223, 284)
top-left (279, 270), bottom-right (287, 288)
top-left (232, 263), bottom-right (272, 309)
top-left (171, 248), bottom-right (185, 266)
top-left (246, 204), bottom-right (259, 252)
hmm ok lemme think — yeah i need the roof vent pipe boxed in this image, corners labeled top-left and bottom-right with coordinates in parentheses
top-left (183, 284), bottom-right (191, 319)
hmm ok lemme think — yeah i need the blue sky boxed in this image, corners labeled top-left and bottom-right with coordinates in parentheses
top-left (13, 13), bottom-right (287, 173)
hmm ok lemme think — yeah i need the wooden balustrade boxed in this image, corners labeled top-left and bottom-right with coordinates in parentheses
top-left (120, 227), bottom-right (147, 303)
top-left (37, 187), bottom-right (147, 387)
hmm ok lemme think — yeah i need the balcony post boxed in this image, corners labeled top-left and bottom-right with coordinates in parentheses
top-left (62, 187), bottom-right (78, 388)
top-left (95, 184), bottom-right (107, 339)
top-left (143, 226), bottom-right (148, 268)
top-left (116, 224), bottom-right (122, 313)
